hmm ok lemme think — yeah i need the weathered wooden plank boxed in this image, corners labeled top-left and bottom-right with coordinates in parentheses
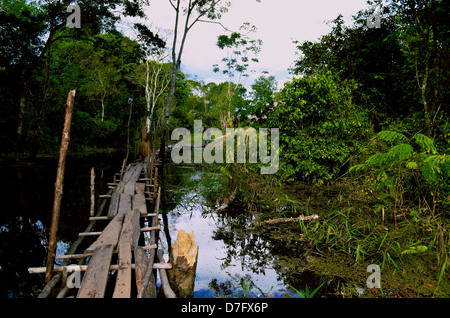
top-left (118, 193), bottom-right (132, 215)
top-left (29, 263), bottom-right (172, 274)
top-left (124, 165), bottom-right (143, 195)
top-left (123, 166), bottom-right (137, 195)
top-left (134, 246), bottom-right (146, 295)
top-left (115, 183), bottom-right (125, 194)
top-left (85, 212), bottom-right (125, 252)
top-left (77, 244), bottom-right (114, 298)
top-left (89, 213), bottom-right (155, 221)
top-left (122, 164), bottom-right (135, 183)
top-left (112, 242), bottom-right (132, 298)
top-left (131, 163), bottom-right (143, 181)
top-left (107, 192), bottom-right (120, 217)
top-left (134, 246), bottom-right (156, 298)
top-left (89, 216), bottom-right (114, 221)
top-left (124, 183), bottom-right (135, 195)
top-left (132, 193), bottom-right (147, 216)
top-left (114, 165), bottom-right (133, 194)
top-left (135, 182), bottom-right (145, 194)
top-left (119, 210), bottom-right (141, 249)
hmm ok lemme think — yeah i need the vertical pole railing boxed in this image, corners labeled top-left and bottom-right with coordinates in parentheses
top-left (45, 90), bottom-right (76, 284)
top-left (90, 167), bottom-right (95, 217)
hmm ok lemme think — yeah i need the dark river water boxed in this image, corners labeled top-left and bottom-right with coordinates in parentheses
top-left (0, 153), bottom-right (304, 298)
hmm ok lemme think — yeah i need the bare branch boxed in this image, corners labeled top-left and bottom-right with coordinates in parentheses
top-left (168, 0), bottom-right (177, 11)
top-left (196, 19), bottom-right (232, 32)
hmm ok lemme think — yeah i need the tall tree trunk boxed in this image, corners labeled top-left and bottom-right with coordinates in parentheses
top-left (125, 98), bottom-right (134, 165)
top-left (415, 55), bottom-right (432, 128)
top-left (159, 66), bottom-right (178, 160)
top-left (31, 42), bottom-right (53, 159)
top-left (15, 72), bottom-right (28, 153)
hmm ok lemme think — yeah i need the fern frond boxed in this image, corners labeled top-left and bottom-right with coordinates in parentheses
top-left (421, 164), bottom-right (439, 183)
top-left (424, 155), bottom-right (450, 165)
top-left (376, 131), bottom-right (407, 143)
top-left (366, 153), bottom-right (387, 166)
top-left (387, 144), bottom-right (413, 161)
top-left (414, 134), bottom-right (437, 154)
top-left (349, 164), bottom-right (365, 173)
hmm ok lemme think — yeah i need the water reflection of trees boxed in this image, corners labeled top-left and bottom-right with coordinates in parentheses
top-left (0, 216), bottom-right (47, 297)
top-left (208, 273), bottom-right (272, 298)
top-left (212, 214), bottom-right (273, 275)
top-left (161, 164), bottom-right (311, 297)
top-left (0, 154), bottom-right (123, 297)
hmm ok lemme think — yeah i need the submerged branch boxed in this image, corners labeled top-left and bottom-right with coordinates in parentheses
top-left (255, 214), bottom-right (319, 227)
top-left (216, 188), bottom-right (237, 212)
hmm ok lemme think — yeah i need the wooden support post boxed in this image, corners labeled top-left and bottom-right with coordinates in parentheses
top-left (149, 149), bottom-right (154, 187)
top-left (137, 187), bottom-right (161, 298)
top-left (153, 167), bottom-right (158, 199)
top-left (45, 90), bottom-right (76, 284)
top-left (120, 158), bottom-right (126, 180)
top-left (147, 139), bottom-right (151, 176)
top-left (90, 167), bottom-right (95, 217)
top-left (157, 250), bottom-right (176, 298)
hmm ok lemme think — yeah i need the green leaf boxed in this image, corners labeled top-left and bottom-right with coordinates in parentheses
top-left (349, 164), bottom-right (364, 172)
top-left (406, 161), bottom-right (418, 169)
top-left (414, 134), bottom-right (437, 154)
top-left (416, 245), bottom-right (428, 252)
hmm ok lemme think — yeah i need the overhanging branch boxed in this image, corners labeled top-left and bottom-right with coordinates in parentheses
top-left (196, 19), bottom-right (232, 32)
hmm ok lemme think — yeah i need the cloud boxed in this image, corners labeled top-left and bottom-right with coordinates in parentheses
top-left (136, 0), bottom-right (370, 89)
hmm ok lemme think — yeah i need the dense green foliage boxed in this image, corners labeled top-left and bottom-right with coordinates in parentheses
top-left (259, 1), bottom-right (449, 185)
top-left (0, 0), bottom-right (233, 158)
top-left (212, 0), bottom-right (449, 296)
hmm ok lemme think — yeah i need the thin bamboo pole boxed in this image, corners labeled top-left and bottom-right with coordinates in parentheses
top-left (90, 167), bottom-right (95, 217)
top-left (157, 250), bottom-right (176, 298)
top-left (153, 167), bottom-right (158, 199)
top-left (137, 187), bottom-right (161, 298)
top-left (44, 90), bottom-right (76, 284)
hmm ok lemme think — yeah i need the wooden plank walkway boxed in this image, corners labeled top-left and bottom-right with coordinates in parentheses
top-left (29, 153), bottom-right (174, 298)
top-left (76, 162), bottom-right (165, 298)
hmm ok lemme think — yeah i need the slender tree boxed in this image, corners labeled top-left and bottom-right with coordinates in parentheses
top-left (159, 0), bottom-right (231, 160)
top-left (213, 22), bottom-right (262, 126)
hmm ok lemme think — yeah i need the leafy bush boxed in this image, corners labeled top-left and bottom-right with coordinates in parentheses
top-left (350, 131), bottom-right (450, 215)
top-left (262, 71), bottom-right (370, 183)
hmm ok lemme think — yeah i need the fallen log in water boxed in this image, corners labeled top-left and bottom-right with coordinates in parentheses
top-left (255, 214), bottom-right (319, 227)
top-left (216, 188), bottom-right (237, 212)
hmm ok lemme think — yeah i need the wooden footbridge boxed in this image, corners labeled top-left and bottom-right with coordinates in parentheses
top-left (28, 153), bottom-right (177, 298)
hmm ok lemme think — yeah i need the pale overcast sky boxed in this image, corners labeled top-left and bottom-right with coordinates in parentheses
top-left (125, 0), bottom-right (372, 90)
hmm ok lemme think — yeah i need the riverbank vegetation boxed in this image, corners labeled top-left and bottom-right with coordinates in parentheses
top-left (210, 0), bottom-right (449, 297)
